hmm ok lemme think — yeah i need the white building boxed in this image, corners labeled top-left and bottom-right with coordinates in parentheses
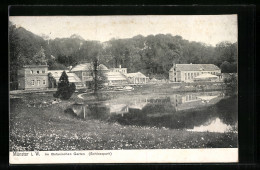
top-left (169, 64), bottom-right (221, 82)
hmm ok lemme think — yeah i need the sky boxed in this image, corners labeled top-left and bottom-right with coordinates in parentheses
top-left (9, 15), bottom-right (237, 46)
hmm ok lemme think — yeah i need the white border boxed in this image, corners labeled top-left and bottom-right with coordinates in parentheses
top-left (10, 148), bottom-right (238, 164)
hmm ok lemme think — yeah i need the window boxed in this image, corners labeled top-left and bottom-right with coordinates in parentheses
top-left (31, 80), bottom-right (35, 86)
top-left (31, 70), bottom-right (33, 74)
top-left (42, 70), bottom-right (45, 73)
top-left (37, 80), bottom-right (40, 85)
top-left (43, 80), bottom-right (46, 85)
top-left (37, 70), bottom-right (40, 74)
top-left (188, 73), bottom-right (190, 79)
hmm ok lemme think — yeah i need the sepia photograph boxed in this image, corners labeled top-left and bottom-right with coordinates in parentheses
top-left (9, 15), bottom-right (238, 163)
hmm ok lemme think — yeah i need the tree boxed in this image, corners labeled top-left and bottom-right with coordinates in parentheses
top-left (33, 47), bottom-right (47, 65)
top-left (224, 74), bottom-right (237, 96)
top-left (53, 71), bottom-right (76, 100)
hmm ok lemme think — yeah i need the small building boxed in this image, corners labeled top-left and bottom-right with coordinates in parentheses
top-left (17, 65), bottom-right (48, 90)
top-left (70, 63), bottom-right (109, 85)
top-left (48, 70), bottom-right (84, 89)
top-left (126, 72), bottom-right (149, 84)
top-left (169, 63), bottom-right (221, 82)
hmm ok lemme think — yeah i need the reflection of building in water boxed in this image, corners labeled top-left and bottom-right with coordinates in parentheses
top-left (109, 104), bottom-right (129, 116)
top-left (107, 96), bottom-right (172, 116)
top-left (181, 94), bottom-right (200, 103)
top-left (169, 92), bottom-right (222, 111)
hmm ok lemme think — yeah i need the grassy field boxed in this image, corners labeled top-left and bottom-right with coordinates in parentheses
top-left (9, 88), bottom-right (237, 151)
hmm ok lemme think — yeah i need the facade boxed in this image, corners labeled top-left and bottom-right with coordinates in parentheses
top-left (126, 72), bottom-right (149, 84)
top-left (17, 65), bottom-right (48, 90)
top-left (169, 64), bottom-right (221, 82)
top-left (48, 70), bottom-right (84, 89)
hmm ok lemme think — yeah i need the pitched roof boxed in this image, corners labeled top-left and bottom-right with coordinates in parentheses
top-left (22, 65), bottom-right (48, 68)
top-left (48, 70), bottom-right (82, 83)
top-left (71, 63), bottom-right (92, 72)
top-left (98, 64), bottom-right (109, 70)
top-left (104, 72), bottom-right (128, 81)
top-left (71, 63), bottom-right (108, 72)
top-left (126, 72), bottom-right (147, 78)
top-left (170, 64), bottom-right (220, 72)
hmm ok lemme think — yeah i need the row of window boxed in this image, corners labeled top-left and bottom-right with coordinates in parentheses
top-left (184, 72), bottom-right (218, 80)
top-left (31, 80), bottom-right (46, 86)
top-left (30, 70), bottom-right (46, 74)
top-left (113, 69), bottom-right (126, 73)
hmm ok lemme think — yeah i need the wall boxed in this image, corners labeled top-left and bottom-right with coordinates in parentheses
top-left (110, 68), bottom-right (127, 74)
top-left (18, 67), bottom-right (48, 90)
top-left (180, 70), bottom-right (221, 82)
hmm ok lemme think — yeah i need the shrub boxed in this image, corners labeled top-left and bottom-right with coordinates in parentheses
top-left (53, 71), bottom-right (76, 100)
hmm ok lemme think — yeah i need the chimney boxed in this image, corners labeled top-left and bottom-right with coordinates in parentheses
top-left (69, 66), bottom-right (72, 72)
top-left (119, 65), bottom-right (121, 68)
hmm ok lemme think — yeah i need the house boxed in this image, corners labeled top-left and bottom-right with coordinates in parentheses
top-left (48, 70), bottom-right (84, 89)
top-left (169, 63), bottom-right (221, 82)
top-left (17, 65), bottom-right (48, 90)
top-left (70, 63), bottom-right (109, 85)
top-left (126, 72), bottom-right (149, 84)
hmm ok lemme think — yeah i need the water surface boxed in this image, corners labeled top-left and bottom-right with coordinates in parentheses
top-left (66, 91), bottom-right (237, 133)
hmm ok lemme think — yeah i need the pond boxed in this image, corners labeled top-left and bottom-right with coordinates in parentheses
top-left (65, 91), bottom-right (237, 133)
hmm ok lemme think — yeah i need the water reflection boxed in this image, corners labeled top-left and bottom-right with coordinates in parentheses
top-left (187, 118), bottom-right (236, 133)
top-left (66, 91), bottom-right (237, 133)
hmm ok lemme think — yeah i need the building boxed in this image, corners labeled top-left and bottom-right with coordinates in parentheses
top-left (48, 70), bottom-right (84, 89)
top-left (70, 63), bottom-right (109, 85)
top-left (17, 65), bottom-right (48, 90)
top-left (169, 63), bottom-right (221, 82)
top-left (126, 72), bottom-right (149, 84)
top-left (109, 65), bottom-right (127, 74)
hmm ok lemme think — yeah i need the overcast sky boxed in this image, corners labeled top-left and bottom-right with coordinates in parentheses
top-left (9, 15), bottom-right (237, 46)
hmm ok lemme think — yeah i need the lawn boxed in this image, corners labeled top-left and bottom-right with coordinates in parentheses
top-left (9, 90), bottom-right (237, 151)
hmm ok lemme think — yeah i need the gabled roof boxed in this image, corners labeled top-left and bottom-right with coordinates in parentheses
top-left (98, 64), bottom-right (109, 70)
top-left (71, 63), bottom-right (92, 72)
top-left (170, 64), bottom-right (220, 72)
top-left (48, 70), bottom-right (82, 83)
top-left (71, 63), bottom-right (108, 72)
top-left (22, 65), bottom-right (48, 68)
top-left (104, 72), bottom-right (128, 81)
top-left (126, 72), bottom-right (147, 78)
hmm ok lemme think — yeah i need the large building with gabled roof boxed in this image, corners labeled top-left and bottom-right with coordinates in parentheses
top-left (169, 63), bottom-right (221, 82)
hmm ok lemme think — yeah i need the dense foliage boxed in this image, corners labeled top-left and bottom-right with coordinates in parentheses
top-left (224, 74), bottom-right (238, 96)
top-left (9, 22), bottom-right (237, 89)
top-left (53, 71), bottom-right (76, 100)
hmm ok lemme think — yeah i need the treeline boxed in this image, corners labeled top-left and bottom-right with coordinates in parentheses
top-left (9, 22), bottom-right (237, 89)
